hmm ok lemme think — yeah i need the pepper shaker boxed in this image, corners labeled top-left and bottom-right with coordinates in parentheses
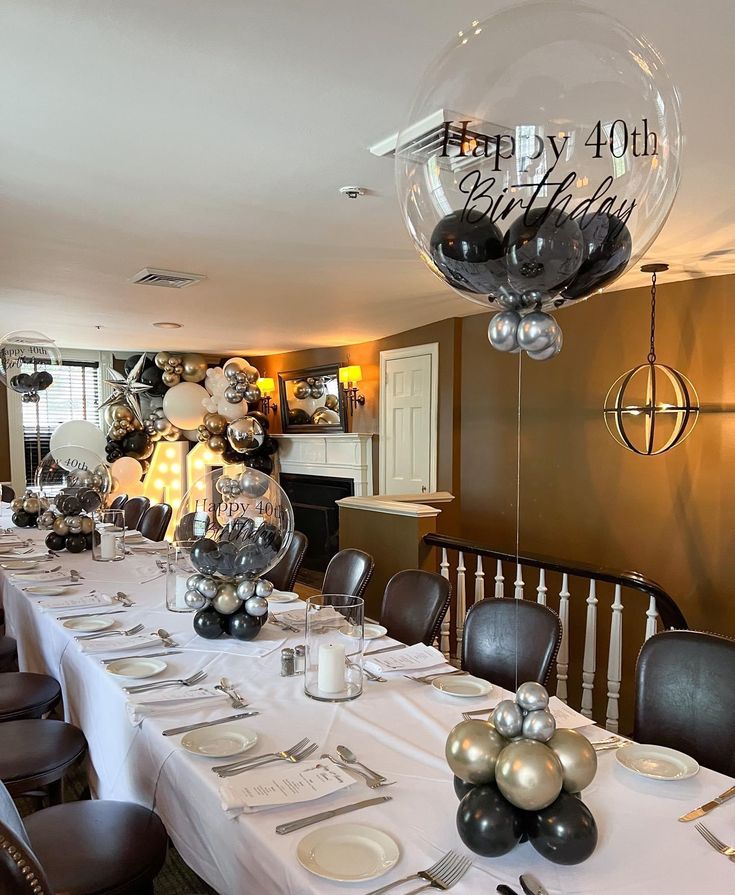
top-left (280, 647), bottom-right (295, 677)
top-left (294, 644), bottom-right (305, 675)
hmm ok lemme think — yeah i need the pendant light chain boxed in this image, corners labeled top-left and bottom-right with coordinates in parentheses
top-left (647, 271), bottom-right (657, 365)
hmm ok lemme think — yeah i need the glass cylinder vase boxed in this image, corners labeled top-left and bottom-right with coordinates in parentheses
top-left (91, 509), bottom-right (125, 562)
top-left (165, 545), bottom-right (197, 612)
top-left (304, 594), bottom-right (364, 702)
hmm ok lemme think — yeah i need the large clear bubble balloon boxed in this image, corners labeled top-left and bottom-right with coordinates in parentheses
top-left (0, 331), bottom-right (62, 399)
top-left (35, 451), bottom-right (112, 512)
top-left (396, 1), bottom-right (681, 318)
top-left (174, 467), bottom-right (294, 580)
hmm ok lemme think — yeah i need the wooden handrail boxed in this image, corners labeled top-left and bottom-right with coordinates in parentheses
top-left (423, 532), bottom-right (688, 631)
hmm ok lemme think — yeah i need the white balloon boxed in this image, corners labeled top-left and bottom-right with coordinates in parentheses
top-left (50, 420), bottom-right (106, 468)
top-left (163, 382), bottom-right (209, 429)
top-left (110, 456), bottom-right (143, 486)
top-left (50, 444), bottom-right (107, 474)
top-left (218, 398), bottom-right (248, 421)
top-left (181, 428), bottom-right (201, 442)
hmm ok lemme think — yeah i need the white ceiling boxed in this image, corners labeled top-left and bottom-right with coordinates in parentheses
top-left (1, 1), bottom-right (733, 354)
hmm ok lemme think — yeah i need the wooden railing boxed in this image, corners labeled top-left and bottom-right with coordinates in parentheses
top-left (424, 533), bottom-right (687, 733)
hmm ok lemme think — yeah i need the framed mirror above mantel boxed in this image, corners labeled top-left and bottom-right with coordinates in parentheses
top-left (278, 363), bottom-right (345, 433)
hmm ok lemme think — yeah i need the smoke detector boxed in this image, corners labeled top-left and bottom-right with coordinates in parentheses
top-left (339, 186), bottom-right (367, 199)
top-left (131, 268), bottom-right (206, 288)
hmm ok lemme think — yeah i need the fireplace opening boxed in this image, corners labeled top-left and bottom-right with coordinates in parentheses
top-left (280, 473), bottom-right (354, 574)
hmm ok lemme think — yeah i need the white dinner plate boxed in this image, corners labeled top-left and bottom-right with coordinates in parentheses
top-left (105, 658), bottom-right (167, 679)
top-left (432, 675), bottom-right (493, 698)
top-left (297, 824), bottom-right (400, 882)
top-left (268, 591), bottom-right (300, 604)
top-left (1, 561), bottom-right (41, 571)
top-left (0, 552), bottom-right (49, 561)
top-left (181, 724), bottom-right (258, 759)
top-left (616, 743), bottom-right (700, 781)
top-left (340, 623), bottom-right (388, 640)
top-left (26, 585), bottom-right (81, 597)
top-left (63, 616), bottom-right (116, 633)
top-left (12, 571), bottom-right (66, 583)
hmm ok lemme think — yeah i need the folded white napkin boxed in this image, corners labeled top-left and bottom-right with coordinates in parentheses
top-left (78, 633), bottom-right (161, 654)
top-left (125, 686), bottom-right (223, 725)
top-left (0, 551), bottom-right (50, 561)
top-left (547, 696), bottom-right (594, 730)
top-left (38, 592), bottom-right (115, 612)
top-left (12, 571), bottom-right (67, 583)
top-left (184, 633), bottom-right (286, 659)
top-left (127, 542), bottom-right (168, 553)
top-left (219, 761), bottom-right (354, 818)
top-left (364, 643), bottom-right (447, 674)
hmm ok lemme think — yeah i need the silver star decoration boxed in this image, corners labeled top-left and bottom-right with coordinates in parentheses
top-left (100, 353), bottom-right (153, 424)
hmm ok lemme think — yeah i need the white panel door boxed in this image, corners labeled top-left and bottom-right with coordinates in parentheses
top-left (379, 344), bottom-right (438, 495)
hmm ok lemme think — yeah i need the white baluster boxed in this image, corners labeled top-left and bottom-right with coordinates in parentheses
top-left (581, 579), bottom-right (598, 719)
top-left (536, 568), bottom-right (547, 605)
top-left (456, 552), bottom-right (466, 662)
top-left (514, 563), bottom-right (524, 600)
top-left (440, 548), bottom-right (451, 658)
top-left (556, 573), bottom-right (570, 703)
top-left (645, 595), bottom-right (659, 640)
top-left (474, 555), bottom-right (485, 602)
top-left (606, 584), bottom-right (623, 733)
top-left (494, 559), bottom-right (504, 598)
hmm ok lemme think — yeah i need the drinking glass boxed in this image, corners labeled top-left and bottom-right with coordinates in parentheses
top-left (304, 594), bottom-right (364, 702)
top-left (91, 509), bottom-right (125, 562)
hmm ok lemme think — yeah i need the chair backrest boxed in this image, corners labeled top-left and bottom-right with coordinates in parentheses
top-left (109, 494), bottom-right (128, 511)
top-left (138, 504), bottom-right (172, 542)
top-left (322, 549), bottom-right (374, 599)
top-left (634, 630), bottom-right (735, 776)
top-left (266, 532), bottom-right (308, 591)
top-left (380, 570), bottom-right (451, 646)
top-left (123, 496), bottom-right (150, 530)
top-left (0, 485), bottom-right (15, 504)
top-left (0, 780), bottom-right (52, 894)
top-left (461, 598), bottom-right (562, 690)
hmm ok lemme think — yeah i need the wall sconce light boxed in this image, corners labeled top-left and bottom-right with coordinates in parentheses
top-left (256, 377), bottom-right (278, 416)
top-left (339, 365), bottom-right (366, 415)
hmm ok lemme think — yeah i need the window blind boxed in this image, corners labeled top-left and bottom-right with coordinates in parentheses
top-left (21, 360), bottom-right (100, 486)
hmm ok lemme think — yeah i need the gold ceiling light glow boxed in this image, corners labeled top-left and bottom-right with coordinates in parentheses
top-left (603, 264), bottom-right (699, 456)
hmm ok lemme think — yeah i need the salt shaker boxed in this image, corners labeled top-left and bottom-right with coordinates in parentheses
top-left (294, 644), bottom-right (305, 675)
top-left (280, 647), bottom-right (295, 677)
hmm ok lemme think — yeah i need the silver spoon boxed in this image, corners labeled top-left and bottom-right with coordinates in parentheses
top-left (336, 745), bottom-right (387, 782)
top-left (157, 628), bottom-right (178, 647)
top-left (215, 677), bottom-right (247, 708)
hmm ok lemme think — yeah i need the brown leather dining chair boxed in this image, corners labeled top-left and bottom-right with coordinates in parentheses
top-left (138, 503), bottom-right (172, 542)
top-left (322, 549), bottom-right (374, 598)
top-left (0, 637), bottom-right (17, 672)
top-left (109, 493), bottom-right (128, 511)
top-left (0, 778), bottom-right (168, 895)
top-left (123, 496), bottom-right (150, 530)
top-left (266, 531), bottom-right (308, 592)
top-left (634, 629), bottom-right (735, 777)
top-left (461, 598), bottom-right (562, 690)
top-left (0, 672), bottom-right (62, 722)
top-left (379, 570), bottom-right (451, 646)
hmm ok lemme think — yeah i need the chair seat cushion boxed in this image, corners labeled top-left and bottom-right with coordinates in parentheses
top-left (25, 801), bottom-right (168, 895)
top-left (0, 672), bottom-right (61, 720)
top-left (0, 636), bottom-right (17, 671)
top-left (0, 719), bottom-right (86, 788)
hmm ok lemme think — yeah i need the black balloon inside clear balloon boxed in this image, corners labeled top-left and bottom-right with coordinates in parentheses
top-left (561, 212), bottom-right (632, 300)
top-left (234, 543), bottom-right (269, 578)
top-left (526, 791), bottom-right (598, 865)
top-left (33, 370), bottom-right (54, 391)
top-left (505, 207), bottom-right (584, 299)
top-left (430, 211), bottom-right (506, 296)
top-left (193, 606), bottom-right (227, 639)
top-left (216, 541), bottom-right (238, 577)
top-left (228, 609), bottom-right (261, 641)
top-left (190, 538), bottom-right (220, 575)
top-left (456, 785), bottom-right (525, 857)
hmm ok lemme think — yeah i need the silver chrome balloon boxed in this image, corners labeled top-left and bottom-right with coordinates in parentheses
top-left (548, 729), bottom-right (598, 793)
top-left (236, 579), bottom-right (256, 600)
top-left (184, 588), bottom-right (207, 610)
top-left (522, 709), bottom-right (557, 743)
top-left (492, 699), bottom-right (524, 739)
top-left (445, 719), bottom-right (508, 785)
top-left (186, 573), bottom-right (204, 591)
top-left (244, 595), bottom-right (269, 617)
top-left (527, 327), bottom-right (563, 361)
top-left (197, 576), bottom-right (218, 600)
top-left (495, 740), bottom-right (564, 811)
top-left (516, 681), bottom-right (550, 713)
top-left (488, 311), bottom-right (521, 352)
top-left (255, 578), bottom-right (274, 598)
top-left (517, 311), bottom-right (560, 353)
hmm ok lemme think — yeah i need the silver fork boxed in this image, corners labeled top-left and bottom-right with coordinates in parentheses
top-left (269, 614), bottom-right (299, 633)
top-left (214, 740), bottom-right (318, 777)
top-left (215, 677), bottom-right (248, 709)
top-left (405, 670), bottom-right (468, 684)
top-left (695, 823), bottom-right (735, 861)
top-left (364, 851), bottom-right (472, 895)
top-left (115, 591), bottom-right (135, 607)
top-left (75, 623), bottom-right (144, 641)
top-left (212, 737), bottom-right (311, 775)
top-left (123, 670), bottom-right (207, 694)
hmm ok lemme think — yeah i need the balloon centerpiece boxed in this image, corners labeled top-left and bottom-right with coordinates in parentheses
top-left (0, 331), bottom-right (61, 402)
top-left (447, 682), bottom-right (598, 864)
top-left (174, 468), bottom-right (294, 642)
top-left (10, 491), bottom-right (49, 528)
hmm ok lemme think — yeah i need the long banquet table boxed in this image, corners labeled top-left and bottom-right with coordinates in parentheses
top-left (1, 526), bottom-right (733, 895)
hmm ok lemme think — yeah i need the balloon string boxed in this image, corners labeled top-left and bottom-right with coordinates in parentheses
top-left (515, 350), bottom-right (522, 693)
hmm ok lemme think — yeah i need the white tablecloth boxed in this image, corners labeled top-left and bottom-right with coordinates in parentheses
top-left (2, 527), bottom-right (733, 894)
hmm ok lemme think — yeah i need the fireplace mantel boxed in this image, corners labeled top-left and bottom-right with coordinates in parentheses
top-left (272, 433), bottom-right (374, 496)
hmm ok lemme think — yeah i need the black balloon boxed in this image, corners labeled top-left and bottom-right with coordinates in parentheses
top-left (193, 606), bottom-right (227, 639)
top-left (65, 533), bottom-right (87, 553)
top-left (191, 538), bottom-right (220, 575)
top-left (32, 370), bottom-right (54, 391)
top-left (11, 510), bottom-right (31, 527)
top-left (227, 609), bottom-right (261, 641)
top-left (454, 776), bottom-right (478, 801)
top-left (526, 791), bottom-right (598, 865)
top-left (216, 541), bottom-right (238, 577)
top-left (254, 523), bottom-right (282, 561)
top-left (457, 786), bottom-right (524, 858)
top-left (287, 408), bottom-right (310, 425)
top-left (234, 543), bottom-right (268, 577)
top-left (124, 353), bottom-right (143, 375)
top-left (63, 496), bottom-right (83, 515)
top-left (222, 445), bottom-right (245, 464)
top-left (140, 365), bottom-right (166, 396)
top-left (45, 532), bottom-right (66, 551)
top-left (430, 211), bottom-right (506, 296)
top-left (122, 431), bottom-right (153, 460)
top-left (84, 532), bottom-right (94, 549)
top-left (505, 207), bottom-right (584, 299)
top-left (247, 454), bottom-right (273, 474)
top-left (248, 410), bottom-right (270, 432)
top-left (561, 212), bottom-right (632, 300)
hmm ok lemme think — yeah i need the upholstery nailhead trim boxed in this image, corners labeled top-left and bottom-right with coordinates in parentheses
top-left (0, 832), bottom-right (45, 893)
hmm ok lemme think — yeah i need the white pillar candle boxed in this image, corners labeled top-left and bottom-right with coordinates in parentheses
top-left (100, 531), bottom-right (116, 561)
top-left (317, 643), bottom-right (346, 693)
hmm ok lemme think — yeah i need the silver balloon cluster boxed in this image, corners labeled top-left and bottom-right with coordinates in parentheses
top-left (144, 407), bottom-right (181, 443)
top-left (293, 376), bottom-right (327, 400)
top-left (214, 470), bottom-right (270, 500)
top-left (487, 310), bottom-right (563, 361)
top-left (183, 572), bottom-right (273, 615)
top-left (224, 366), bottom-right (260, 405)
top-left (226, 416), bottom-right (265, 454)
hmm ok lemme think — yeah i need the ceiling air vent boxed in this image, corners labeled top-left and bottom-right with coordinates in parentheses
top-left (131, 268), bottom-right (205, 288)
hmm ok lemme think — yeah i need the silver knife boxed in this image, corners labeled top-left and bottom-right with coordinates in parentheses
top-left (162, 711), bottom-right (260, 736)
top-left (275, 796), bottom-right (392, 835)
top-left (57, 610), bottom-right (128, 619)
top-left (519, 873), bottom-right (549, 895)
top-left (102, 650), bottom-right (183, 663)
top-left (678, 784), bottom-right (735, 821)
top-left (364, 644), bottom-right (407, 656)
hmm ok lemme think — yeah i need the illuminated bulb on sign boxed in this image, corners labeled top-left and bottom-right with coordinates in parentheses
top-left (154, 478), bottom-right (165, 490)
top-left (159, 463), bottom-right (168, 473)
top-left (171, 464), bottom-right (180, 474)
top-left (166, 448), bottom-right (176, 459)
top-left (195, 460), bottom-right (204, 470)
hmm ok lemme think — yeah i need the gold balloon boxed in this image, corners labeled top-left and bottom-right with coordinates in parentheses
top-left (208, 434), bottom-right (226, 453)
top-left (162, 370), bottom-right (180, 387)
top-left (324, 393), bottom-right (339, 411)
top-left (80, 516), bottom-right (94, 535)
top-left (154, 351), bottom-right (170, 370)
top-left (445, 719), bottom-right (508, 785)
top-left (52, 516), bottom-right (70, 536)
top-left (204, 412), bottom-right (227, 435)
top-left (495, 740), bottom-right (563, 811)
top-left (113, 404), bottom-right (134, 422)
top-left (548, 729), bottom-right (598, 793)
top-left (182, 353), bottom-right (208, 382)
